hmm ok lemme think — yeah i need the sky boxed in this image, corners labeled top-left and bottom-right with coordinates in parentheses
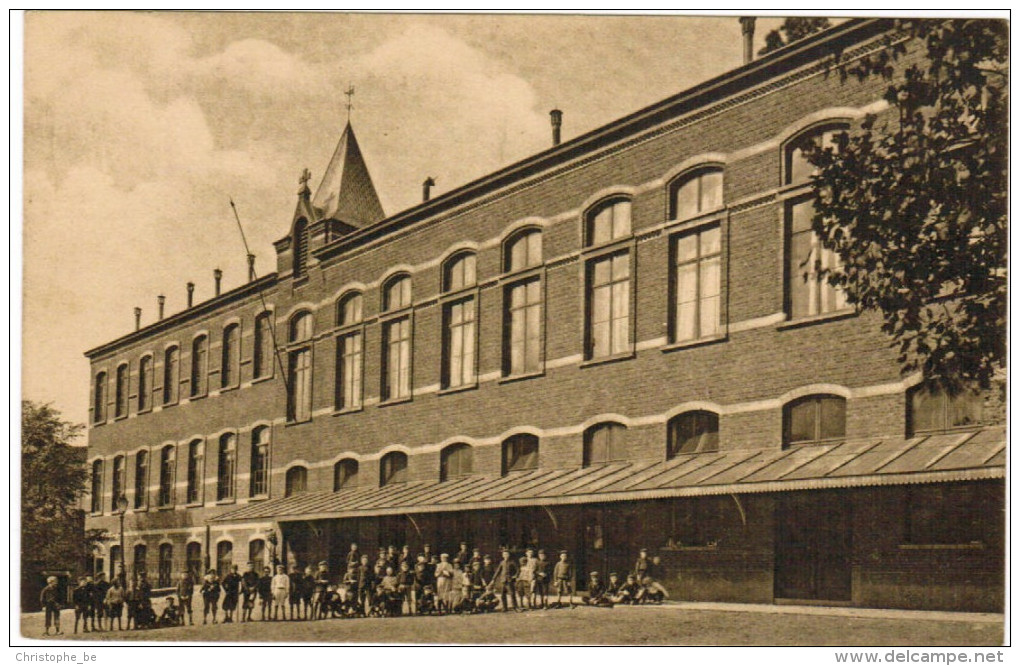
top-left (21, 11), bottom-right (796, 428)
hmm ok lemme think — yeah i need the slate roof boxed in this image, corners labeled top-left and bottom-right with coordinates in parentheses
top-left (310, 122), bottom-right (385, 228)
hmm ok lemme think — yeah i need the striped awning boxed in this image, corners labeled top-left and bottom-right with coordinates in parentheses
top-left (210, 426), bottom-right (1004, 524)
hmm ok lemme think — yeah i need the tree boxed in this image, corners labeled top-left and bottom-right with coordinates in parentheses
top-left (806, 19), bottom-right (1007, 390)
top-left (21, 401), bottom-right (109, 608)
top-left (759, 17), bottom-right (832, 56)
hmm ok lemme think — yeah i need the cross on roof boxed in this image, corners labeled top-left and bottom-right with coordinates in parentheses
top-left (344, 84), bottom-right (355, 121)
top-left (299, 168), bottom-right (312, 191)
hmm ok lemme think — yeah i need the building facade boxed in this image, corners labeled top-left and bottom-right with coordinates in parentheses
top-left (84, 19), bottom-right (1004, 612)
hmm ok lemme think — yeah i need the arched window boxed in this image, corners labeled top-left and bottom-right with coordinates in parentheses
top-left (114, 363), bottom-right (129, 418)
top-left (667, 411), bottom-right (720, 457)
top-left (93, 371), bottom-right (107, 423)
top-left (287, 312), bottom-right (313, 422)
top-left (253, 312), bottom-right (273, 379)
top-left (285, 466), bottom-right (308, 497)
top-left (440, 443), bottom-right (473, 482)
top-left (158, 445), bottom-right (175, 507)
top-left (138, 356), bottom-right (153, 412)
top-left (216, 541), bottom-right (233, 578)
top-left (248, 539), bottom-right (265, 568)
top-left (583, 422), bottom-right (627, 466)
top-left (907, 382), bottom-right (983, 435)
top-left (91, 459), bottom-right (104, 513)
top-left (442, 254), bottom-right (477, 390)
top-left (217, 433), bottom-right (236, 501)
top-left (134, 450), bottom-right (149, 509)
top-left (293, 218), bottom-right (309, 279)
top-left (334, 459), bottom-right (359, 491)
top-left (221, 323), bottom-right (240, 389)
top-left (186, 542), bottom-right (202, 580)
top-left (504, 229), bottom-right (543, 272)
top-left (586, 198), bottom-right (632, 246)
top-left (186, 440), bottom-right (204, 505)
top-left (133, 544), bottom-right (147, 582)
top-left (111, 455), bottom-right (125, 512)
top-left (381, 276), bottom-right (413, 402)
top-left (249, 427), bottom-right (270, 498)
top-left (379, 451), bottom-right (408, 486)
top-left (163, 346), bottom-right (180, 405)
top-left (670, 167), bottom-right (724, 221)
top-left (158, 543), bottom-right (173, 587)
top-left (783, 394), bottom-right (846, 447)
top-left (443, 252), bottom-right (477, 292)
top-left (785, 124), bottom-right (846, 186)
top-left (502, 434), bottom-right (539, 475)
top-left (336, 293), bottom-right (364, 411)
top-left (190, 335), bottom-right (208, 398)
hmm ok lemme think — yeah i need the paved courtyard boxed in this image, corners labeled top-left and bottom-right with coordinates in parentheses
top-left (22, 603), bottom-right (1004, 646)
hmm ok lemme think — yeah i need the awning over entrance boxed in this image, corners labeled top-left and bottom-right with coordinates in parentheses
top-left (210, 426), bottom-right (1004, 524)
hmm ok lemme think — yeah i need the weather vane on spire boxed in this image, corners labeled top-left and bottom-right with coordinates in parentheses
top-left (344, 83), bottom-right (355, 122)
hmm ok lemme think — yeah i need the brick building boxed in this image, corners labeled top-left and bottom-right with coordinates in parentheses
top-left (84, 18), bottom-right (1004, 612)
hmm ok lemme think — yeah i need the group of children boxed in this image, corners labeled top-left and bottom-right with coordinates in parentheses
top-left (39, 543), bottom-right (670, 635)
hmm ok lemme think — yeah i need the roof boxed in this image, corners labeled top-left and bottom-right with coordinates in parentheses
top-left (210, 425), bottom-right (1004, 524)
top-left (310, 122), bottom-right (386, 228)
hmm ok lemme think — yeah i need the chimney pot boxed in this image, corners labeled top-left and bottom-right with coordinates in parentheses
top-left (550, 109), bottom-right (563, 146)
top-left (247, 254), bottom-right (256, 282)
top-left (187, 281), bottom-right (195, 308)
top-left (423, 177), bottom-right (436, 202)
top-left (157, 295), bottom-right (166, 320)
top-left (740, 17), bottom-right (756, 65)
top-left (214, 269), bottom-right (223, 297)
top-left (134, 307), bottom-right (142, 331)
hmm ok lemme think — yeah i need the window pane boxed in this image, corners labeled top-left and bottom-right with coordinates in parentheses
top-left (591, 207), bottom-right (612, 245)
top-left (789, 229), bottom-right (814, 319)
top-left (613, 201), bottom-right (631, 238)
top-left (819, 398), bottom-right (846, 440)
top-left (699, 295), bottom-right (720, 338)
top-left (587, 428), bottom-right (609, 464)
top-left (949, 390), bottom-right (982, 428)
top-left (787, 401), bottom-right (816, 444)
top-left (592, 258), bottom-right (611, 285)
top-left (592, 284), bottom-right (611, 324)
top-left (677, 234), bottom-right (698, 263)
top-left (701, 170), bottom-right (723, 211)
top-left (528, 232), bottom-right (542, 266)
top-left (676, 179), bottom-right (699, 220)
top-left (701, 226), bottom-right (721, 255)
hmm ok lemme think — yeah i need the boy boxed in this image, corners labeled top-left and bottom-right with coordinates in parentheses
top-left (433, 553), bottom-right (455, 614)
top-left (605, 572), bottom-right (623, 600)
top-left (221, 564), bottom-right (241, 623)
top-left (80, 575), bottom-right (96, 631)
top-left (40, 576), bottom-right (62, 636)
top-left (271, 564), bottom-right (290, 621)
top-left (532, 549), bottom-right (550, 609)
top-left (552, 550), bottom-right (575, 608)
top-left (412, 554), bottom-right (429, 614)
top-left (492, 548), bottom-right (518, 612)
top-left (614, 574), bottom-right (642, 604)
top-left (311, 562), bottom-right (329, 620)
top-left (516, 554), bottom-right (534, 610)
top-left (356, 554), bottom-right (375, 616)
top-left (633, 548), bottom-right (650, 581)
top-left (176, 570), bottom-right (194, 625)
top-left (583, 571), bottom-right (612, 607)
top-left (638, 576), bottom-right (669, 604)
top-left (397, 561), bottom-right (416, 615)
top-left (378, 566), bottom-right (401, 616)
top-left (241, 563), bottom-right (259, 622)
top-left (257, 565), bottom-right (273, 621)
top-left (287, 565), bottom-right (304, 620)
top-left (72, 576), bottom-right (91, 634)
top-left (200, 569), bottom-right (220, 624)
top-left (93, 572), bottom-right (110, 631)
top-left (345, 542), bottom-right (360, 571)
top-left (159, 596), bottom-right (180, 627)
top-left (104, 579), bottom-right (125, 631)
top-left (453, 542), bottom-right (471, 570)
top-left (301, 565), bottom-right (316, 619)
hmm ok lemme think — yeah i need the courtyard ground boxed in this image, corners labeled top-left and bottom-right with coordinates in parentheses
top-left (21, 602), bottom-right (1003, 646)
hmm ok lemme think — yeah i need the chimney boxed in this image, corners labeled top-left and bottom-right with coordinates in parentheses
top-left (214, 269), bottom-right (223, 297)
top-left (247, 254), bottom-right (256, 282)
top-left (157, 295), bottom-right (166, 320)
top-left (134, 307), bottom-right (142, 331)
top-left (550, 109), bottom-right (563, 146)
top-left (422, 177), bottom-right (435, 202)
top-left (187, 282), bottom-right (195, 308)
top-left (740, 17), bottom-right (756, 65)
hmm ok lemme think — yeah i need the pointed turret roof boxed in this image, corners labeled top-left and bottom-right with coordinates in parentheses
top-left (310, 122), bottom-right (385, 229)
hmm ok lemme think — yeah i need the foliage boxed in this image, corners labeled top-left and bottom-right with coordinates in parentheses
top-left (806, 19), bottom-right (1007, 389)
top-left (759, 17), bottom-right (832, 56)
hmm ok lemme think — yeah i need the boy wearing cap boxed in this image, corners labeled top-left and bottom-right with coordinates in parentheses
top-left (552, 550), bottom-right (575, 608)
top-left (93, 572), bottom-right (110, 631)
top-left (176, 570), bottom-right (195, 625)
top-left (492, 548), bottom-right (518, 612)
top-left (257, 566), bottom-right (272, 621)
top-left (356, 554), bottom-right (375, 617)
top-left (453, 542), bottom-right (471, 570)
top-left (300, 565), bottom-right (316, 619)
top-left (221, 564), bottom-right (241, 623)
top-left (40, 575), bottom-right (62, 636)
top-left (270, 564), bottom-right (290, 620)
top-left (532, 549), bottom-right (550, 609)
top-left (311, 562), bottom-right (329, 620)
top-left (345, 543), bottom-right (360, 571)
top-left (605, 572), bottom-right (623, 601)
top-left (200, 569), bottom-right (220, 624)
top-left (241, 563), bottom-right (259, 622)
top-left (634, 548), bottom-right (650, 581)
top-left (516, 553), bottom-right (534, 610)
top-left (584, 571), bottom-right (612, 607)
top-left (614, 574), bottom-right (642, 604)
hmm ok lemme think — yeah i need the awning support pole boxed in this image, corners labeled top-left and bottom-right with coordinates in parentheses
top-left (729, 494), bottom-right (747, 527)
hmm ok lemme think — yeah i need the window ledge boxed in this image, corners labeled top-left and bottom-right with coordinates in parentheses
top-left (247, 495), bottom-right (269, 503)
top-left (156, 505), bottom-right (175, 512)
top-left (438, 383), bottom-right (478, 397)
top-left (189, 393), bottom-right (208, 402)
top-left (92, 420), bottom-right (106, 427)
top-left (660, 545), bottom-right (719, 552)
top-left (333, 406), bottom-right (364, 416)
top-left (219, 384), bottom-right (240, 395)
top-left (776, 309), bottom-right (856, 330)
top-left (580, 352), bottom-right (636, 369)
top-left (216, 498), bottom-right (237, 506)
top-left (185, 502), bottom-right (203, 509)
top-left (284, 418), bottom-right (313, 427)
top-left (89, 511), bottom-right (105, 518)
top-left (784, 438), bottom-right (846, 449)
top-left (251, 374), bottom-right (274, 386)
top-left (661, 335), bottom-right (727, 353)
top-left (377, 397), bottom-right (413, 409)
top-left (498, 371), bottom-right (546, 385)
top-left (132, 506), bottom-right (148, 514)
top-left (898, 543), bottom-right (986, 551)
top-left (161, 401), bottom-right (178, 409)
top-left (137, 408), bottom-right (153, 416)
top-left (113, 414), bottom-right (128, 422)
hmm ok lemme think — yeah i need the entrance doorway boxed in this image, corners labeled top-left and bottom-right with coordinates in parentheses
top-left (774, 490), bottom-right (852, 603)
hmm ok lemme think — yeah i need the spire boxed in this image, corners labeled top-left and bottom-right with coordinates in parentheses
top-left (310, 122), bottom-right (385, 228)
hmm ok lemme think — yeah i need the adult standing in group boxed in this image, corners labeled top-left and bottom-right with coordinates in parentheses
top-left (221, 564), bottom-right (241, 623)
top-left (492, 548), bottom-right (519, 612)
top-left (433, 553), bottom-right (455, 613)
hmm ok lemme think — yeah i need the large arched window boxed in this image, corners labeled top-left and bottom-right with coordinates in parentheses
top-left (442, 254), bottom-right (477, 390)
top-left (336, 293), bottom-right (364, 411)
top-left (186, 542), bottom-right (203, 580)
top-left (334, 459), bottom-right (359, 491)
top-left (383, 274), bottom-right (412, 311)
top-left (158, 445), bottom-right (175, 507)
top-left (667, 411), bottom-right (720, 457)
top-left (134, 450), bottom-right (149, 509)
top-left (583, 422), bottom-right (627, 466)
top-left (221, 323), bottom-right (240, 389)
top-left (216, 541), bottom-right (233, 578)
top-left (502, 434), bottom-right (539, 475)
top-left (138, 355), bottom-right (153, 412)
top-left (158, 543), bottom-right (173, 587)
top-left (114, 363), bottom-right (129, 418)
top-left (381, 275), bottom-right (413, 402)
top-left (783, 394), bottom-right (846, 447)
top-left (379, 451), bottom-right (408, 486)
top-left (584, 198), bottom-right (632, 360)
top-left (111, 455), bottom-right (125, 512)
top-left (91, 459), bottom-right (104, 513)
top-left (93, 371), bottom-right (107, 423)
top-left (504, 229), bottom-right (543, 272)
top-left (503, 230), bottom-right (544, 377)
top-left (186, 439), bottom-right (204, 504)
top-left (253, 311), bottom-right (274, 379)
top-left (670, 167), bottom-right (724, 221)
top-left (440, 443), bottom-right (474, 482)
top-left (293, 218), bottom-right (309, 279)
top-left (190, 335), bottom-right (208, 398)
top-left (163, 346), bottom-right (180, 405)
top-left (287, 312), bottom-right (313, 422)
top-left (250, 426), bottom-right (270, 498)
top-left (217, 433), bottom-right (236, 501)
top-left (907, 382), bottom-right (983, 436)
top-left (285, 466), bottom-right (308, 497)
top-left (586, 198), bottom-right (632, 246)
